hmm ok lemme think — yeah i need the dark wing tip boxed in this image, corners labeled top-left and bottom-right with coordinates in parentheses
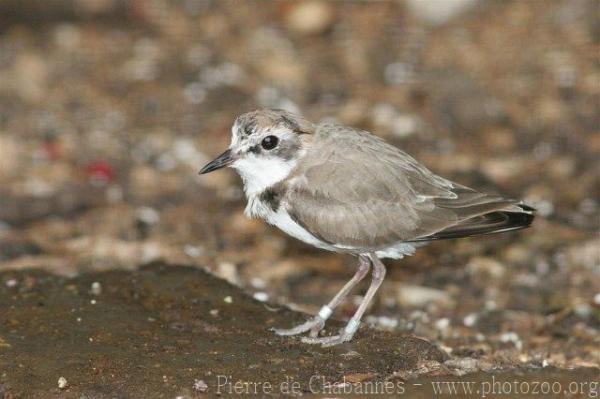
top-left (413, 208), bottom-right (535, 242)
top-left (518, 203), bottom-right (536, 213)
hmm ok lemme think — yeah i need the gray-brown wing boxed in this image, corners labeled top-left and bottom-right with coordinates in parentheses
top-left (283, 123), bottom-right (530, 250)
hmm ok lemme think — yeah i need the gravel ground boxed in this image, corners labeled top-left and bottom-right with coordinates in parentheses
top-left (0, 0), bottom-right (598, 397)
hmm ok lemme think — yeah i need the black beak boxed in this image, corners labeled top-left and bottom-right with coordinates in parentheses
top-left (199, 149), bottom-right (235, 174)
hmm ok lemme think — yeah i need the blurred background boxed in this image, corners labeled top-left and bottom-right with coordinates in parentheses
top-left (0, 0), bottom-right (598, 367)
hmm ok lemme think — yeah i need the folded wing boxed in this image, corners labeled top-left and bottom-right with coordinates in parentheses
top-left (284, 124), bottom-right (533, 250)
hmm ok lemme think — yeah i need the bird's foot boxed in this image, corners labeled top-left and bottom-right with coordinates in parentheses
top-left (300, 319), bottom-right (360, 347)
top-left (271, 315), bottom-right (325, 337)
top-left (300, 332), bottom-right (352, 347)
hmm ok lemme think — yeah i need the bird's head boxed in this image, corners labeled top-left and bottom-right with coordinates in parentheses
top-left (199, 109), bottom-right (314, 194)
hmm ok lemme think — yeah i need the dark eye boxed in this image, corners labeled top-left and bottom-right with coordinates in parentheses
top-left (261, 135), bottom-right (279, 150)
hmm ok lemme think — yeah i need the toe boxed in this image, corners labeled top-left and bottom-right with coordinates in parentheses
top-left (300, 335), bottom-right (337, 345)
top-left (271, 316), bottom-right (324, 337)
top-left (300, 329), bottom-right (354, 346)
top-left (308, 320), bottom-right (325, 338)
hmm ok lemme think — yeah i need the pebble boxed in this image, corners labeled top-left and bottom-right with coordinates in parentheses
top-left (574, 303), bottom-right (592, 318)
top-left (444, 357), bottom-right (480, 374)
top-left (172, 138), bottom-right (200, 164)
top-left (58, 376), bottom-right (68, 389)
top-left (371, 103), bottom-right (419, 138)
top-left (365, 315), bottom-right (398, 329)
top-left (183, 82), bottom-right (206, 104)
top-left (467, 257), bottom-right (505, 278)
top-left (183, 245), bottom-right (204, 258)
top-left (250, 277), bottom-right (266, 289)
top-left (463, 313), bottom-right (478, 327)
top-left (374, 316), bottom-right (398, 329)
top-left (194, 379), bottom-right (208, 392)
top-left (594, 293), bottom-right (600, 306)
top-left (5, 279), bottom-right (18, 288)
top-left (223, 296), bottom-right (233, 304)
top-left (435, 317), bottom-right (450, 331)
top-left (484, 300), bottom-right (497, 311)
top-left (405, 0), bottom-right (477, 25)
top-left (253, 292), bottom-right (269, 302)
top-left (199, 63), bottom-right (244, 88)
top-left (285, 1), bottom-right (334, 35)
top-left (90, 282), bottom-right (102, 296)
top-left (500, 331), bottom-right (523, 350)
top-left (398, 284), bottom-right (452, 307)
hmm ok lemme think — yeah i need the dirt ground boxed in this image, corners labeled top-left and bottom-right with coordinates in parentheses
top-left (0, 0), bottom-right (598, 397)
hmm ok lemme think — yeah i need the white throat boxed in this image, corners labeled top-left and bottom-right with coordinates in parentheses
top-left (232, 154), bottom-right (296, 198)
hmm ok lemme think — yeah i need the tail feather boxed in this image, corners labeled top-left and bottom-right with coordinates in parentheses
top-left (413, 204), bottom-right (535, 241)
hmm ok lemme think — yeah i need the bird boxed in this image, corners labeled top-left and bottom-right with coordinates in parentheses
top-left (199, 108), bottom-right (534, 347)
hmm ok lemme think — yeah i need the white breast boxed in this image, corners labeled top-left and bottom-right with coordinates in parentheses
top-left (246, 196), bottom-right (335, 251)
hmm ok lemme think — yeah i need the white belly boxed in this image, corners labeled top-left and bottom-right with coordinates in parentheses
top-left (267, 208), bottom-right (336, 250)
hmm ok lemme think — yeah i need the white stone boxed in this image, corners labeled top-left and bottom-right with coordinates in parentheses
top-left (405, 0), bottom-right (477, 25)
top-left (58, 377), bottom-right (68, 389)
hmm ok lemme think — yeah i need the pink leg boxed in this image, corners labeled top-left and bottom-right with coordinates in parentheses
top-left (272, 254), bottom-right (371, 338)
top-left (301, 253), bottom-right (386, 346)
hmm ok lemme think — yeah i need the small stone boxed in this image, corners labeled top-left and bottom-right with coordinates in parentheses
top-left (183, 82), bottom-right (206, 104)
top-left (444, 357), bottom-right (479, 373)
top-left (223, 296), bottom-right (233, 304)
top-left (58, 376), bottom-right (68, 389)
top-left (484, 300), bottom-right (497, 311)
top-left (467, 257), bottom-right (505, 278)
top-left (136, 207), bottom-right (160, 225)
top-left (209, 309), bottom-right (219, 316)
top-left (5, 279), bottom-right (18, 288)
top-left (519, 354), bottom-right (531, 363)
top-left (481, 157), bottom-right (531, 183)
top-left (90, 282), bottom-right (102, 296)
top-left (500, 331), bottom-right (522, 349)
top-left (194, 379), bottom-right (208, 392)
top-left (463, 313), bottom-right (478, 327)
top-left (574, 303), bottom-right (592, 318)
top-left (391, 114), bottom-right (418, 138)
top-left (398, 284), bottom-right (452, 307)
top-left (594, 293), bottom-right (600, 306)
top-left (285, 1), bottom-right (334, 35)
top-left (253, 292), bottom-right (268, 302)
top-left (0, 336), bottom-right (11, 348)
top-left (375, 316), bottom-right (398, 329)
top-left (405, 0), bottom-right (477, 25)
top-left (435, 317), bottom-right (450, 331)
top-left (250, 277), bottom-right (266, 289)
top-left (183, 245), bottom-right (204, 258)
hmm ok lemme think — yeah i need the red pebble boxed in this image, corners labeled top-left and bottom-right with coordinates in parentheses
top-left (86, 160), bottom-right (114, 184)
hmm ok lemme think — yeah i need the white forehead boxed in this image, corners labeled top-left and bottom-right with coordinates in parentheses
top-left (229, 119), bottom-right (289, 150)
